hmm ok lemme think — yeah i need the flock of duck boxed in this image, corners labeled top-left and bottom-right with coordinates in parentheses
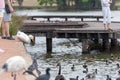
top-left (1, 55), bottom-right (120, 80)
top-left (25, 55), bottom-right (120, 80)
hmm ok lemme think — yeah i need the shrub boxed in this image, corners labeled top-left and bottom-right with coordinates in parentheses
top-left (10, 15), bottom-right (25, 36)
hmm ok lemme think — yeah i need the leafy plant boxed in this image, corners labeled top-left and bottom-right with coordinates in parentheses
top-left (10, 15), bottom-right (25, 36)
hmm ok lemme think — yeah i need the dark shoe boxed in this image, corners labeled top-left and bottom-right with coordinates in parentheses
top-left (6, 36), bottom-right (15, 40)
top-left (2, 36), bottom-right (7, 39)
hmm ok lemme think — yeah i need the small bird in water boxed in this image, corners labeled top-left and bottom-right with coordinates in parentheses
top-left (83, 63), bottom-right (87, 69)
top-left (69, 76), bottom-right (79, 80)
top-left (71, 64), bottom-right (75, 71)
top-left (83, 68), bottom-right (88, 74)
top-left (116, 77), bottom-right (120, 80)
top-left (116, 63), bottom-right (120, 69)
top-left (36, 68), bottom-right (51, 80)
top-left (106, 75), bottom-right (112, 80)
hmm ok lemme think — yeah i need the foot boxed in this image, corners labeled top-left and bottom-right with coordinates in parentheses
top-left (108, 28), bottom-right (112, 30)
top-left (6, 36), bottom-right (15, 40)
top-left (1, 36), bottom-right (7, 39)
top-left (104, 27), bottom-right (108, 30)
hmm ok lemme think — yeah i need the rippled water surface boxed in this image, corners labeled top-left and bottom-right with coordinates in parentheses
top-left (25, 37), bottom-right (120, 80)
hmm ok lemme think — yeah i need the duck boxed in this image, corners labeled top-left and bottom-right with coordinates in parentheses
top-left (36, 68), bottom-right (51, 80)
top-left (80, 78), bottom-right (84, 80)
top-left (83, 68), bottom-right (88, 74)
top-left (118, 70), bottom-right (120, 75)
top-left (71, 64), bottom-right (75, 71)
top-left (116, 77), bottom-right (120, 80)
top-left (83, 63), bottom-right (87, 69)
top-left (85, 69), bottom-right (97, 79)
top-left (55, 63), bottom-right (66, 80)
top-left (106, 75), bottom-right (112, 80)
top-left (116, 63), bottom-right (120, 69)
top-left (105, 59), bottom-right (112, 65)
top-left (69, 76), bottom-right (79, 80)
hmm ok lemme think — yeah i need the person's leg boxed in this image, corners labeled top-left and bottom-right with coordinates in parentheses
top-left (104, 24), bottom-right (107, 30)
top-left (102, 7), bottom-right (107, 30)
top-left (1, 22), bottom-right (6, 39)
top-left (0, 12), bottom-right (3, 27)
top-left (4, 21), bottom-right (10, 37)
top-left (107, 7), bottom-right (111, 29)
top-left (2, 11), bottom-right (13, 39)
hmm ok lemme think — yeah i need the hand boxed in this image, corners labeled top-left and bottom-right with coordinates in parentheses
top-left (10, 7), bottom-right (14, 13)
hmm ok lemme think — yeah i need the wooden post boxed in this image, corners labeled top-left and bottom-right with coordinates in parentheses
top-left (102, 38), bottom-right (110, 51)
top-left (110, 38), bottom-right (117, 51)
top-left (46, 38), bottom-right (52, 53)
top-left (65, 17), bottom-right (68, 21)
top-left (48, 18), bottom-right (50, 22)
top-left (46, 32), bottom-right (53, 54)
top-left (97, 18), bottom-right (99, 21)
top-left (82, 39), bottom-right (89, 54)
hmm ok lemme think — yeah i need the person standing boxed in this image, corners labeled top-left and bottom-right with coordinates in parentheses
top-left (0, 0), bottom-right (5, 53)
top-left (101, 0), bottom-right (112, 30)
top-left (0, 0), bottom-right (5, 27)
top-left (1, 0), bottom-right (14, 39)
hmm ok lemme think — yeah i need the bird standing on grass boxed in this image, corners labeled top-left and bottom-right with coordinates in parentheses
top-left (0, 56), bottom-right (26, 80)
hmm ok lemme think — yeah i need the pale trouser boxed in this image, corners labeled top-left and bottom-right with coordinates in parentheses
top-left (102, 6), bottom-right (111, 24)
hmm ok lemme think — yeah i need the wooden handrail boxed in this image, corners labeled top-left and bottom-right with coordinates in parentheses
top-left (26, 15), bottom-right (103, 22)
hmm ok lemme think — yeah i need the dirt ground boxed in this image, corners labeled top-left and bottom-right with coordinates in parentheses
top-left (0, 38), bottom-right (36, 80)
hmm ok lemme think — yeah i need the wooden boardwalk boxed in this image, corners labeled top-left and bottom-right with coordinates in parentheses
top-left (21, 15), bottom-right (120, 53)
top-left (22, 20), bottom-right (120, 37)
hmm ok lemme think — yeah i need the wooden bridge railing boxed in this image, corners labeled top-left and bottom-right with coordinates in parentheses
top-left (27, 15), bottom-right (103, 22)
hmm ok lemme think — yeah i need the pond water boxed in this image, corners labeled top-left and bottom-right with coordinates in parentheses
top-left (25, 37), bottom-right (120, 80)
top-left (15, 10), bottom-right (120, 80)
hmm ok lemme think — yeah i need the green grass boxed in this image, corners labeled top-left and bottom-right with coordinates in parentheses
top-left (13, 6), bottom-right (42, 9)
top-left (116, 2), bottom-right (120, 8)
top-left (9, 15), bottom-right (25, 36)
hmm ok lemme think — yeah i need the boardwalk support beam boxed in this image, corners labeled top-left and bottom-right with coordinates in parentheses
top-left (46, 38), bottom-right (52, 54)
top-left (46, 32), bottom-right (53, 54)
